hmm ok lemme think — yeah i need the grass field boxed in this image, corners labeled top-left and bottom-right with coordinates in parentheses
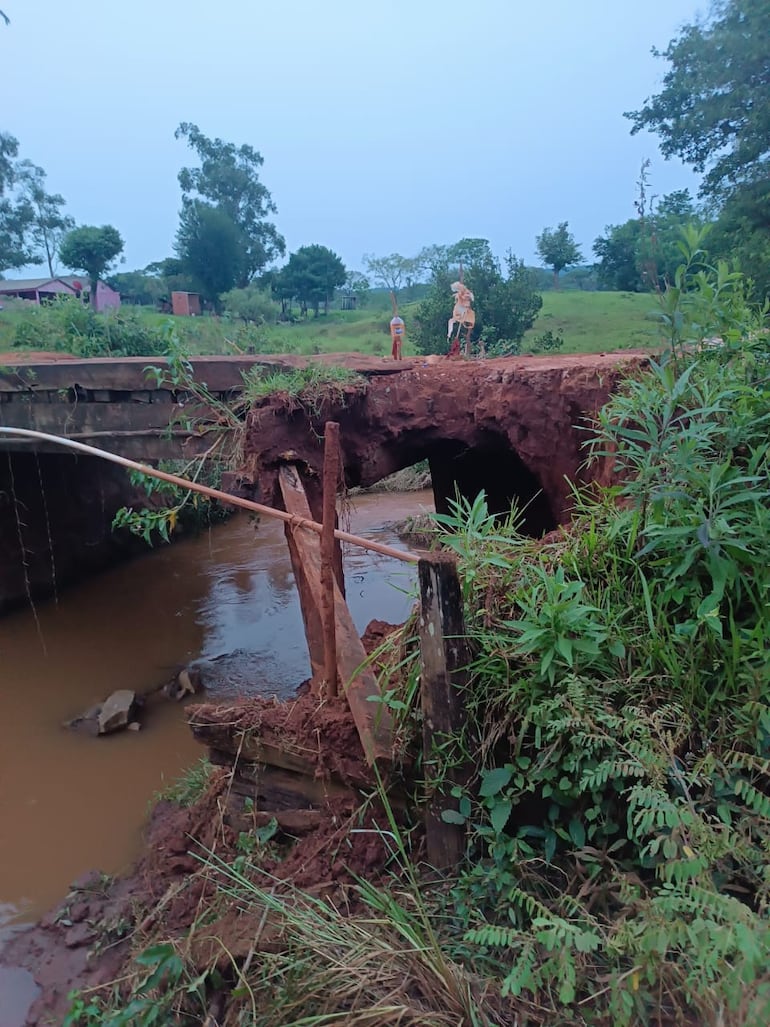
top-left (523, 289), bottom-right (661, 352)
top-left (0, 290), bottom-right (663, 358)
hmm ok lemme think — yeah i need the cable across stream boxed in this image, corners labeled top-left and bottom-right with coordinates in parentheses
top-left (0, 427), bottom-right (419, 565)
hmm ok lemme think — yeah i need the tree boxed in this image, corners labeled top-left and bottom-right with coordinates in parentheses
top-left (626, 0), bottom-right (770, 201)
top-left (0, 137), bottom-right (74, 276)
top-left (362, 252), bottom-right (418, 298)
top-left (414, 242), bottom-right (542, 355)
top-left (446, 238), bottom-right (495, 268)
top-left (342, 270), bottom-right (370, 308)
top-left (535, 222), bottom-right (582, 288)
top-left (58, 225), bottom-right (124, 311)
top-left (0, 131), bottom-right (17, 192)
top-left (0, 132), bottom-right (34, 272)
top-left (277, 245), bottom-right (347, 317)
top-left (107, 270), bottom-right (168, 306)
top-left (593, 190), bottom-right (702, 292)
top-left (593, 220), bottom-right (645, 291)
top-left (140, 257), bottom-right (197, 300)
top-left (175, 122), bottom-right (285, 285)
top-left (175, 200), bottom-right (247, 309)
top-left (17, 162), bottom-right (74, 276)
top-left (708, 178), bottom-right (770, 300)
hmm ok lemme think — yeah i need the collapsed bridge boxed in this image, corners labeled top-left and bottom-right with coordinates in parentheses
top-left (0, 350), bottom-right (644, 609)
top-left (240, 352), bottom-right (643, 536)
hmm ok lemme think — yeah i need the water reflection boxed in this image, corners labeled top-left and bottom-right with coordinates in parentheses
top-left (0, 489), bottom-right (432, 924)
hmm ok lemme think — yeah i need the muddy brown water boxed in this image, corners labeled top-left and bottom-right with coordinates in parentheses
top-left (0, 490), bottom-right (433, 944)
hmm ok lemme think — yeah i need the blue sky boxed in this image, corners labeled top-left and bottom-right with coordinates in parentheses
top-left (1, 0), bottom-right (706, 275)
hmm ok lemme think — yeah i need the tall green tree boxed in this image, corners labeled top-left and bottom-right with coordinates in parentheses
top-left (626, 0), bottom-right (770, 200)
top-left (708, 179), bottom-right (770, 300)
top-left (59, 225), bottom-right (124, 310)
top-left (18, 162), bottom-right (74, 276)
top-left (175, 200), bottom-right (247, 309)
top-left (414, 242), bottom-right (542, 355)
top-left (535, 222), bottom-right (582, 288)
top-left (0, 132), bottom-right (34, 272)
top-left (277, 244), bottom-right (347, 316)
top-left (362, 252), bottom-right (419, 298)
top-left (593, 190), bottom-right (702, 292)
top-left (0, 131), bottom-right (17, 191)
top-left (175, 122), bottom-right (285, 286)
top-left (1, 135), bottom-right (74, 275)
top-left (59, 229), bottom-right (124, 312)
top-left (342, 270), bottom-right (370, 307)
top-left (593, 220), bottom-right (645, 292)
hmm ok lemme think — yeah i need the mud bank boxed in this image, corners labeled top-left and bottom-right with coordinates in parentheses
top-left (0, 621), bottom-right (400, 1027)
top-left (243, 352), bottom-right (644, 534)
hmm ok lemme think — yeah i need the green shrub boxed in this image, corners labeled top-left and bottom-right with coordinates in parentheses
top-left (12, 296), bottom-right (168, 356)
top-left (417, 239), bottom-right (770, 1024)
top-left (221, 284), bottom-right (280, 324)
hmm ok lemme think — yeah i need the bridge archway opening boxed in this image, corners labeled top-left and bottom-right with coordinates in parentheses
top-left (362, 433), bottom-right (557, 539)
top-left (425, 437), bottom-right (556, 537)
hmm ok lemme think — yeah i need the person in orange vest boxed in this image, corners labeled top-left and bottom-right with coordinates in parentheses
top-left (390, 315), bottom-right (405, 361)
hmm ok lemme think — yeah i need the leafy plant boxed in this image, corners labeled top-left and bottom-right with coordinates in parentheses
top-left (526, 328), bottom-right (564, 353)
top-left (64, 942), bottom-right (209, 1027)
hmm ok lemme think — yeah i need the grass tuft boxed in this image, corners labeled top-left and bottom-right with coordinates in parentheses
top-left (154, 756), bottom-right (212, 808)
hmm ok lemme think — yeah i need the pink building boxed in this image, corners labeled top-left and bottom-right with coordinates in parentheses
top-left (58, 276), bottom-right (121, 311)
top-left (0, 276), bottom-right (121, 311)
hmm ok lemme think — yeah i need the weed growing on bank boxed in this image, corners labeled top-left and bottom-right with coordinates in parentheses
top-left (154, 758), bottom-right (213, 808)
top-left (241, 362), bottom-right (365, 410)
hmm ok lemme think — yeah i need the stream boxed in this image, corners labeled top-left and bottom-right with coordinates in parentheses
top-left (0, 489), bottom-right (433, 943)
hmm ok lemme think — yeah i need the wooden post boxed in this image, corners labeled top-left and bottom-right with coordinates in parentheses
top-left (279, 465), bottom-right (325, 689)
top-left (278, 465), bottom-right (393, 765)
top-left (321, 422), bottom-right (340, 698)
top-left (418, 552), bottom-right (470, 870)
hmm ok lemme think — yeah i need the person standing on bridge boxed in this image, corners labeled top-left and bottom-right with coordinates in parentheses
top-left (389, 292), bottom-right (405, 361)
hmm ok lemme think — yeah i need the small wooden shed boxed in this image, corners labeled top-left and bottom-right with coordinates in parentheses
top-left (171, 291), bottom-right (201, 317)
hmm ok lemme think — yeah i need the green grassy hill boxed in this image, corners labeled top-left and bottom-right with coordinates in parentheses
top-left (0, 290), bottom-right (663, 358)
top-left (523, 290), bottom-right (661, 353)
top-left (258, 292), bottom-right (662, 356)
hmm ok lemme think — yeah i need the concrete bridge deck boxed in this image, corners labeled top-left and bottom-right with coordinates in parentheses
top-left (0, 350), bottom-right (645, 462)
top-left (0, 353), bottom-right (415, 459)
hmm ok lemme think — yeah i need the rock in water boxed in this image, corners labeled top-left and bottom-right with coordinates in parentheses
top-left (97, 690), bottom-right (137, 735)
top-left (63, 704), bottom-right (102, 735)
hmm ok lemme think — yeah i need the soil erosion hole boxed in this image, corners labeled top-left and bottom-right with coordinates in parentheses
top-left (427, 437), bottom-right (556, 537)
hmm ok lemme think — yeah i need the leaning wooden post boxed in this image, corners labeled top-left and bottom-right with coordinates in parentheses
top-left (321, 422), bottom-right (340, 699)
top-left (418, 552), bottom-right (470, 870)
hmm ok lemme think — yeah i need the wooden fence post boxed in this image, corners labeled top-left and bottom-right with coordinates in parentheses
top-left (418, 552), bottom-right (470, 870)
top-left (321, 422), bottom-right (340, 699)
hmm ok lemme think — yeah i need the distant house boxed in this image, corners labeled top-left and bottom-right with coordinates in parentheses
top-left (0, 276), bottom-right (121, 311)
top-left (58, 276), bottom-right (121, 311)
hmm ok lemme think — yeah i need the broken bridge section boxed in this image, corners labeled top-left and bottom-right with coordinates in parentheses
top-left (243, 353), bottom-right (644, 533)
